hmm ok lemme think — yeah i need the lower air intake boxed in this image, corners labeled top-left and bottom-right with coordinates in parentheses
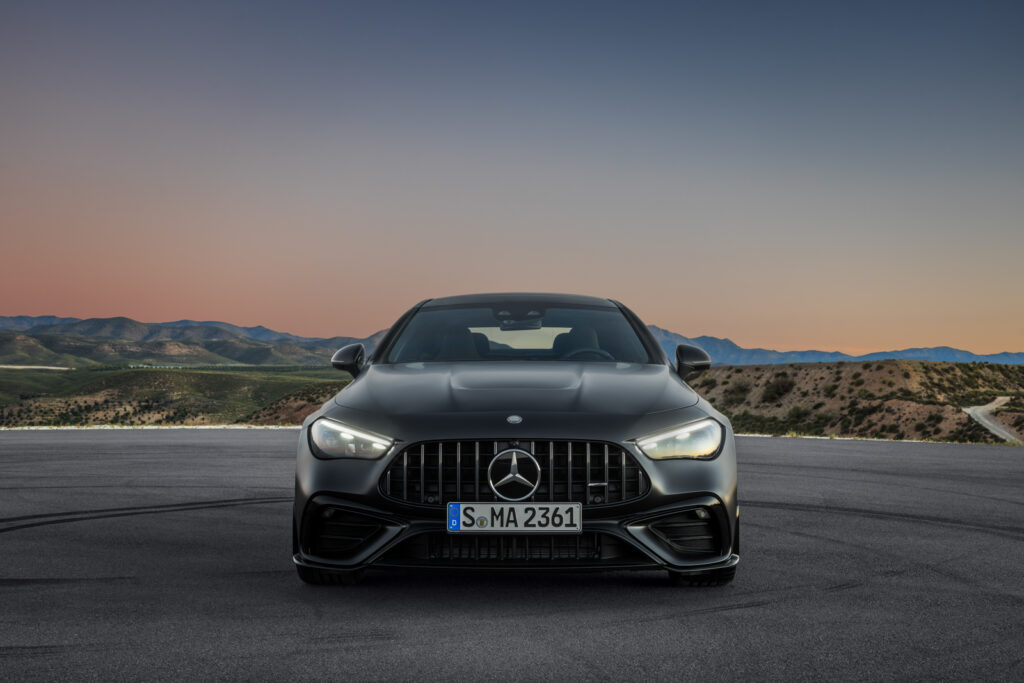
top-left (303, 507), bottom-right (384, 560)
top-left (648, 509), bottom-right (721, 555)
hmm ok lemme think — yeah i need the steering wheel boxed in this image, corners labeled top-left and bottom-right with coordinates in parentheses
top-left (562, 347), bottom-right (615, 361)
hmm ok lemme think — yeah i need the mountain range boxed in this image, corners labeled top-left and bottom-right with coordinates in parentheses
top-left (1, 316), bottom-right (1021, 367)
top-left (646, 327), bottom-right (1024, 366)
top-left (0, 316), bottom-right (385, 367)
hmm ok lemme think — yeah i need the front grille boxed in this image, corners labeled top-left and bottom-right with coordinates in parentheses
top-left (303, 507), bottom-right (385, 560)
top-left (379, 532), bottom-right (649, 566)
top-left (648, 510), bottom-right (720, 554)
top-left (381, 440), bottom-right (649, 507)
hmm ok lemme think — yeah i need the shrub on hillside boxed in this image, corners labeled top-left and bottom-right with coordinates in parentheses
top-left (787, 406), bottom-right (811, 421)
top-left (761, 374), bottom-right (796, 403)
top-left (721, 381), bottom-right (751, 407)
top-left (729, 409), bottom-right (831, 437)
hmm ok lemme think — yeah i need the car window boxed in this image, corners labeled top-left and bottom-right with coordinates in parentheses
top-left (385, 304), bottom-right (651, 363)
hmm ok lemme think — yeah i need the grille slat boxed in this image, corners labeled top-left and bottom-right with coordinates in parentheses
top-left (548, 442), bottom-right (555, 502)
top-left (567, 443), bottom-right (573, 500)
top-left (620, 451), bottom-right (625, 500)
top-left (604, 445), bottom-right (609, 495)
top-left (585, 443), bottom-right (591, 493)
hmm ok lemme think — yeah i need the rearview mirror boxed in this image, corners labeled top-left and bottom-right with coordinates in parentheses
top-left (331, 343), bottom-right (365, 377)
top-left (675, 344), bottom-right (711, 381)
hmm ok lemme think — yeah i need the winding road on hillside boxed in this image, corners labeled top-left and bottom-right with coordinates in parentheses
top-left (0, 430), bottom-right (1021, 681)
top-left (964, 396), bottom-right (1022, 444)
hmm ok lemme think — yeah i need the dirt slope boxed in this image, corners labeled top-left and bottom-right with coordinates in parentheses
top-left (692, 359), bottom-right (1024, 443)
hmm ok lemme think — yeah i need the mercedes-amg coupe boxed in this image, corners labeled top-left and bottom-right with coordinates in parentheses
top-left (293, 293), bottom-right (739, 585)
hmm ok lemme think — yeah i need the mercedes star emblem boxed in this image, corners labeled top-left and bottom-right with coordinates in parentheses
top-left (487, 448), bottom-right (541, 501)
top-left (506, 415), bottom-right (523, 424)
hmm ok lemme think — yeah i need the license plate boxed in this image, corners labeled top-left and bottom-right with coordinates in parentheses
top-left (447, 502), bottom-right (582, 534)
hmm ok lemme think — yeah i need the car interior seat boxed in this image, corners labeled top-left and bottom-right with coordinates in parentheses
top-left (552, 327), bottom-right (600, 357)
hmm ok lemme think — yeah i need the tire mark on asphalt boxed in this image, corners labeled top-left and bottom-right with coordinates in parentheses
top-left (922, 561), bottom-right (1024, 607)
top-left (743, 499), bottom-right (1024, 541)
top-left (0, 496), bottom-right (291, 534)
top-left (0, 576), bottom-right (137, 587)
top-left (0, 496), bottom-right (290, 524)
top-left (739, 466), bottom-right (1024, 508)
top-left (0, 643), bottom-right (118, 658)
top-left (307, 628), bottom-right (397, 643)
top-left (620, 565), bottom-right (915, 626)
top-left (606, 596), bottom-right (783, 628)
top-left (740, 461), bottom-right (1017, 488)
top-left (682, 598), bottom-right (775, 616)
top-left (746, 519), bottom-right (1024, 607)
top-left (742, 518), bottom-right (899, 558)
top-left (0, 485), bottom-right (286, 490)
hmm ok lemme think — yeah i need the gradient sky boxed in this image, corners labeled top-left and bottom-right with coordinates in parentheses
top-left (1, 1), bottom-right (1022, 354)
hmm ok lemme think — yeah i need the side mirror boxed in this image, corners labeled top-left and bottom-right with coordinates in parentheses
top-left (675, 344), bottom-right (711, 381)
top-left (331, 343), bottom-right (365, 377)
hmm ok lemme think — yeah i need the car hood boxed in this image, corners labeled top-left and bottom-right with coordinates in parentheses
top-left (334, 362), bottom-right (698, 416)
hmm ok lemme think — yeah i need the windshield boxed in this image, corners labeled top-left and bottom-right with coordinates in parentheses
top-left (385, 303), bottom-right (652, 363)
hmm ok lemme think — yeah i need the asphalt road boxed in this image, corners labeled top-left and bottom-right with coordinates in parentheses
top-left (0, 430), bottom-right (1021, 681)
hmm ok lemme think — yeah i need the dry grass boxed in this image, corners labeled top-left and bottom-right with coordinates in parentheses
top-left (691, 360), bottom-right (1024, 443)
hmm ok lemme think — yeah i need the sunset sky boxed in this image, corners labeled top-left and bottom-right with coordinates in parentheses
top-left (1, 1), bottom-right (1022, 354)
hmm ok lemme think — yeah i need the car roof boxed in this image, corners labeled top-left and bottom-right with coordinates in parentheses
top-left (420, 292), bottom-right (618, 309)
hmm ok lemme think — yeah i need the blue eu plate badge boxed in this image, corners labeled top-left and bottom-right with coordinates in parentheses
top-left (447, 503), bottom-right (460, 531)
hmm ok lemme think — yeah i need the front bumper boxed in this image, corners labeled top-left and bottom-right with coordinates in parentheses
top-left (293, 418), bottom-right (739, 574)
top-left (294, 493), bottom-right (739, 573)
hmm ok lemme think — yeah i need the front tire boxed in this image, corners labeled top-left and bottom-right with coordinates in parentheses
top-left (295, 565), bottom-right (365, 586)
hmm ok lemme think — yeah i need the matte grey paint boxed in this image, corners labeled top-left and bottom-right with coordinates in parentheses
top-left (294, 293), bottom-right (739, 577)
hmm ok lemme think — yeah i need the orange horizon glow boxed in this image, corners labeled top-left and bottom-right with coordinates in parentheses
top-left (3, 291), bottom-right (1021, 357)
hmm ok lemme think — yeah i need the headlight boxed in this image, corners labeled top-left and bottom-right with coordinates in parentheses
top-left (308, 418), bottom-right (393, 459)
top-left (635, 418), bottom-right (723, 460)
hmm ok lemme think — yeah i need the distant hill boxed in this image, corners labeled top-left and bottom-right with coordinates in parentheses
top-left (0, 315), bottom-right (80, 332)
top-left (648, 326), bottom-right (1024, 366)
top-left (161, 319), bottom-right (323, 344)
top-left (1, 315), bottom-right (1021, 367)
top-left (0, 316), bottom-right (384, 368)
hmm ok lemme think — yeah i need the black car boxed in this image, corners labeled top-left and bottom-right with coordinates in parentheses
top-left (293, 293), bottom-right (739, 586)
